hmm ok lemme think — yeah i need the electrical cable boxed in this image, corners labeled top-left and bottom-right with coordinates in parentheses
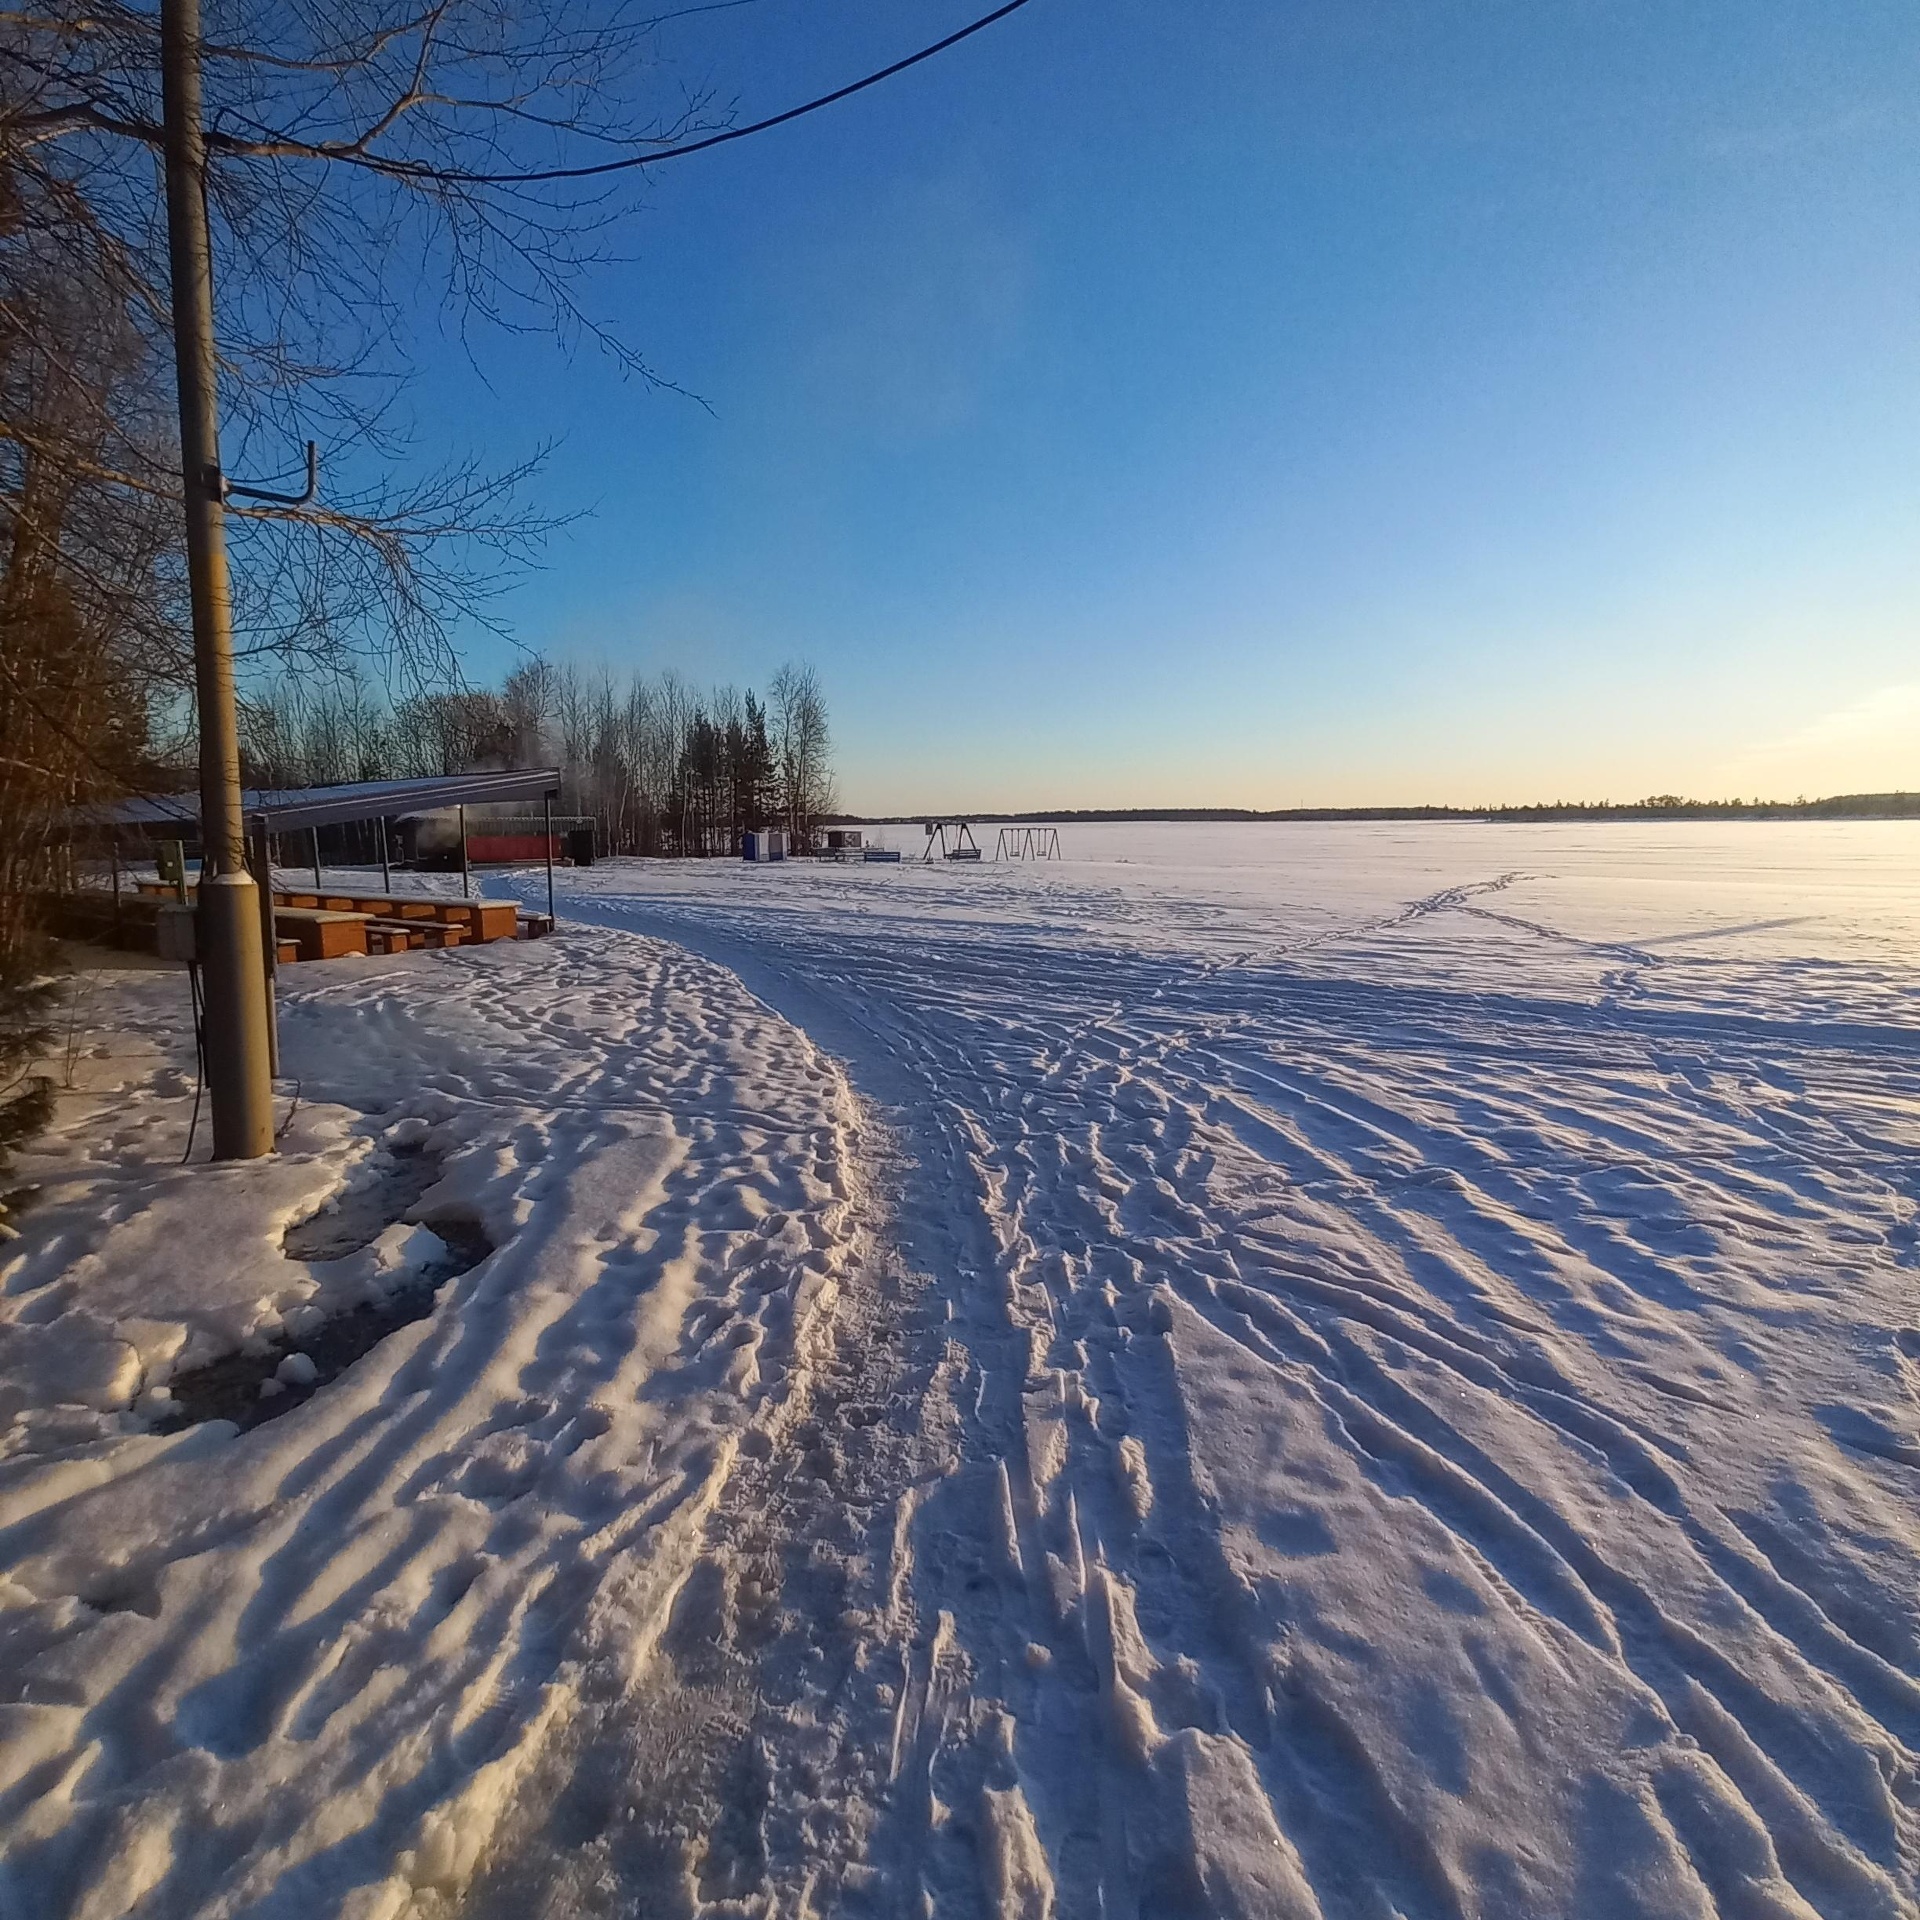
top-left (181, 959), bottom-right (206, 1163)
top-left (348, 0), bottom-right (1038, 185)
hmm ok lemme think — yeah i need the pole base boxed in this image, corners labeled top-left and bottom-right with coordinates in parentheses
top-left (197, 871), bottom-right (275, 1159)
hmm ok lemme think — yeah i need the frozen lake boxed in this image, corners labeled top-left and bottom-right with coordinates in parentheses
top-left (577, 814), bottom-right (1920, 953)
top-left (1005, 817), bottom-right (1920, 963)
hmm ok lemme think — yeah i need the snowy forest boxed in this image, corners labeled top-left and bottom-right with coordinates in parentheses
top-left (238, 658), bottom-right (838, 858)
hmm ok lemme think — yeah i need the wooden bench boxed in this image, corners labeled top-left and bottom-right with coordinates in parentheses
top-left (275, 887), bottom-right (399, 914)
top-left (464, 901), bottom-right (520, 941)
top-left (517, 912), bottom-right (555, 939)
top-left (273, 907), bottom-right (373, 961)
top-left (274, 886), bottom-right (406, 912)
top-left (365, 917), bottom-right (467, 954)
top-left (337, 896), bottom-right (518, 939)
top-left (361, 919), bottom-right (419, 955)
top-left (361, 896), bottom-right (515, 942)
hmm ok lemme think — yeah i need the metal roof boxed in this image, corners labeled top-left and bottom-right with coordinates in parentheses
top-left (82, 769), bottom-right (563, 835)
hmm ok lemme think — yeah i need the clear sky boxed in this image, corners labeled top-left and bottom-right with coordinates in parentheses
top-left (420, 0), bottom-right (1920, 811)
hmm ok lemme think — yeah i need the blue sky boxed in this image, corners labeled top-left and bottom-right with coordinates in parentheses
top-left (420, 0), bottom-right (1920, 810)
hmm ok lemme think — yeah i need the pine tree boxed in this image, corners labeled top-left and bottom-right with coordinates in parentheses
top-left (0, 945), bottom-right (56, 1239)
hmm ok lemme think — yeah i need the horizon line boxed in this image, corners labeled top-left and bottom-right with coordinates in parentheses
top-left (837, 791), bottom-right (1920, 825)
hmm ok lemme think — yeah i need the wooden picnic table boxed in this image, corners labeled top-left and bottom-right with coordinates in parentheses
top-left (273, 907), bottom-right (373, 961)
top-left (272, 887), bottom-right (518, 940)
top-left (137, 878), bottom-right (531, 950)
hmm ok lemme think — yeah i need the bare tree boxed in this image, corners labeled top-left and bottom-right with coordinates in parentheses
top-left (502, 653), bottom-right (556, 767)
top-left (0, 161), bottom-right (183, 963)
top-left (234, 653), bottom-right (833, 860)
top-left (2, 1), bottom-right (714, 698)
top-left (0, 0), bottom-right (743, 983)
top-left (770, 658), bottom-right (835, 852)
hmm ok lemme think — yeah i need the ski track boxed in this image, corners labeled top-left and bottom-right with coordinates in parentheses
top-left (519, 844), bottom-right (1920, 1920)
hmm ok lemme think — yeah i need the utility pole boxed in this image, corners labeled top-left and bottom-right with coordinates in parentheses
top-left (161, 0), bottom-right (274, 1159)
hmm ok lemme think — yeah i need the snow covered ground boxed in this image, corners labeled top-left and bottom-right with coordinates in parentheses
top-left (4, 821), bottom-right (1920, 1918)
top-left (0, 920), bottom-right (870, 1918)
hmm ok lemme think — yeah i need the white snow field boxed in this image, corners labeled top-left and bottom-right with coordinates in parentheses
top-left (4, 820), bottom-right (1920, 1919)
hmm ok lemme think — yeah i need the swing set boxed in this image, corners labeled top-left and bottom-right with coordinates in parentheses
top-left (920, 821), bottom-right (1062, 862)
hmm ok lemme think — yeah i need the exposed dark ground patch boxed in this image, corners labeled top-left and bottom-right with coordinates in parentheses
top-left (158, 1140), bottom-right (492, 1433)
top-left (282, 1139), bottom-right (448, 1260)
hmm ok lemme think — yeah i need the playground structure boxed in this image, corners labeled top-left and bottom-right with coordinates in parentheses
top-left (995, 825), bottom-right (1062, 861)
top-left (921, 821), bottom-right (1063, 863)
top-left (923, 821), bottom-right (983, 862)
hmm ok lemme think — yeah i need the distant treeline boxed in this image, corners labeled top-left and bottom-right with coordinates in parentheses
top-left (242, 659), bottom-right (837, 856)
top-left (844, 794), bottom-right (1920, 826)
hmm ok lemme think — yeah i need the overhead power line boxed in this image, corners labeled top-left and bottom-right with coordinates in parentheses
top-left (392, 0), bottom-right (1038, 185)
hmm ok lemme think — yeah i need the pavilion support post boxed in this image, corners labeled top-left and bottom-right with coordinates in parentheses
top-left (544, 794), bottom-right (555, 922)
top-left (310, 825), bottom-right (322, 891)
top-left (380, 816), bottom-right (391, 892)
top-left (459, 805), bottom-right (470, 897)
top-left (110, 837), bottom-right (122, 932)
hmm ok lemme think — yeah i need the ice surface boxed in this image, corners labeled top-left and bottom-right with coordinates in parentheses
top-left (2, 822), bottom-right (1918, 1918)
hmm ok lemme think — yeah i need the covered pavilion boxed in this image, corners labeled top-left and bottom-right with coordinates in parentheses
top-left (84, 769), bottom-right (566, 912)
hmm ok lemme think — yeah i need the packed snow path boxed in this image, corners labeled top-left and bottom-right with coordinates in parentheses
top-left (530, 824), bottom-right (1920, 1919)
top-left (0, 925), bottom-right (873, 1918)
